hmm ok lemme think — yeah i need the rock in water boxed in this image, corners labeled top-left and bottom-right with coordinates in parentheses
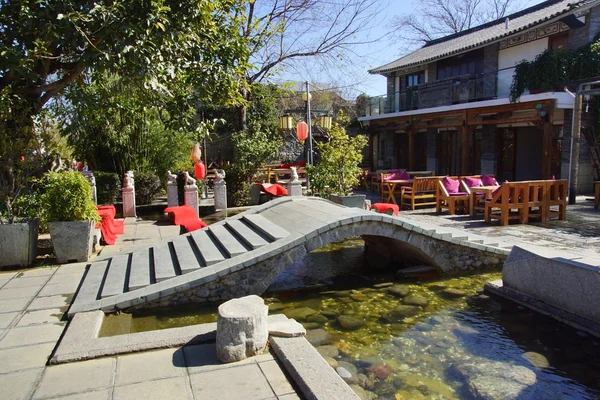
top-left (402, 294), bottom-right (430, 307)
top-left (350, 384), bottom-right (368, 400)
top-left (522, 352), bottom-right (550, 369)
top-left (338, 315), bottom-right (365, 330)
top-left (390, 305), bottom-right (420, 319)
top-left (316, 345), bottom-right (339, 358)
top-left (441, 288), bottom-right (468, 298)
top-left (283, 307), bottom-right (317, 321)
top-left (388, 284), bottom-right (411, 297)
top-left (305, 328), bottom-right (333, 346)
top-left (216, 295), bottom-right (268, 363)
top-left (337, 367), bottom-right (357, 384)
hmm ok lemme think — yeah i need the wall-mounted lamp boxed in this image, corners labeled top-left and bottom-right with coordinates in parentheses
top-left (318, 114), bottom-right (332, 130)
top-left (538, 107), bottom-right (548, 123)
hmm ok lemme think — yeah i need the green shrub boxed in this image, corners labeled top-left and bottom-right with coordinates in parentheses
top-left (95, 171), bottom-right (120, 205)
top-left (11, 178), bottom-right (48, 232)
top-left (134, 172), bottom-right (161, 205)
top-left (41, 171), bottom-right (100, 222)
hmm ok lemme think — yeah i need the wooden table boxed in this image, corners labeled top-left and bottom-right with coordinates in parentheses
top-left (382, 180), bottom-right (412, 204)
top-left (594, 181), bottom-right (600, 209)
top-left (470, 185), bottom-right (498, 217)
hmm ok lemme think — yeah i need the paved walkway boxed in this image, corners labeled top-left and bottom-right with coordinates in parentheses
top-left (0, 264), bottom-right (299, 400)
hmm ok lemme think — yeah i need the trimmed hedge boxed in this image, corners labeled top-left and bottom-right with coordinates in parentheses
top-left (135, 172), bottom-right (161, 205)
top-left (95, 171), bottom-right (120, 205)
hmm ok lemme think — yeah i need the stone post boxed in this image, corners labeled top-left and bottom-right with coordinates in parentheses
top-left (183, 172), bottom-right (199, 217)
top-left (285, 166), bottom-right (302, 196)
top-left (216, 295), bottom-right (268, 363)
top-left (166, 170), bottom-right (179, 207)
top-left (122, 171), bottom-right (136, 217)
top-left (213, 169), bottom-right (227, 211)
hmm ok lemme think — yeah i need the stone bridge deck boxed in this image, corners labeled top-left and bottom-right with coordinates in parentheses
top-left (69, 197), bottom-right (512, 316)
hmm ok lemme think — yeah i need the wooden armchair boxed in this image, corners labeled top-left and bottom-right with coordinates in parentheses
top-left (546, 179), bottom-right (567, 221)
top-left (400, 176), bottom-right (442, 210)
top-left (436, 177), bottom-right (469, 215)
top-left (460, 175), bottom-right (496, 216)
top-left (484, 182), bottom-right (530, 226)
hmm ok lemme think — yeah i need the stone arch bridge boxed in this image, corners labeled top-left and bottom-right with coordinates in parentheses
top-left (69, 197), bottom-right (510, 316)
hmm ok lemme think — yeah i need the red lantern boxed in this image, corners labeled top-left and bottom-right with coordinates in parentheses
top-left (296, 121), bottom-right (308, 141)
top-left (194, 162), bottom-right (206, 180)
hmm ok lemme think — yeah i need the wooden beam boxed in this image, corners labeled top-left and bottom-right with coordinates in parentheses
top-left (541, 103), bottom-right (555, 179)
top-left (467, 99), bottom-right (553, 125)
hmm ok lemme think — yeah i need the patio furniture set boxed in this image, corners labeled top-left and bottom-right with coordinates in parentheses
top-left (367, 170), bottom-right (568, 226)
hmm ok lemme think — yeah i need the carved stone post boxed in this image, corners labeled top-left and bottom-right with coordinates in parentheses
top-left (122, 171), bottom-right (136, 217)
top-left (213, 169), bottom-right (227, 211)
top-left (183, 172), bottom-right (199, 217)
top-left (166, 170), bottom-right (179, 207)
top-left (286, 166), bottom-right (302, 196)
top-left (216, 295), bottom-right (268, 363)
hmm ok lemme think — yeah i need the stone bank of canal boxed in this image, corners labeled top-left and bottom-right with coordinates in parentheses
top-left (101, 238), bottom-right (600, 399)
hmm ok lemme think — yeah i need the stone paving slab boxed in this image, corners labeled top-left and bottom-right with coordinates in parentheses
top-left (0, 323), bottom-right (64, 349)
top-left (38, 281), bottom-right (80, 297)
top-left (0, 367), bottom-right (44, 400)
top-left (3, 276), bottom-right (51, 289)
top-left (189, 363), bottom-right (276, 400)
top-left (114, 376), bottom-right (192, 400)
top-left (34, 357), bottom-right (116, 399)
top-left (0, 342), bottom-right (55, 374)
top-left (27, 294), bottom-right (71, 311)
top-left (115, 347), bottom-right (186, 386)
top-left (0, 297), bottom-right (32, 313)
top-left (16, 308), bottom-right (65, 327)
top-left (0, 312), bottom-right (19, 329)
top-left (0, 286), bottom-right (41, 300)
top-left (258, 359), bottom-right (296, 397)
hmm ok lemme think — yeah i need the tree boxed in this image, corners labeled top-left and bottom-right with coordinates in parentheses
top-left (0, 0), bottom-right (249, 219)
top-left (391, 0), bottom-right (527, 48)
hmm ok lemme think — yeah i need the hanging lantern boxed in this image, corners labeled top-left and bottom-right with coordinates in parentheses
top-left (279, 114), bottom-right (293, 130)
top-left (318, 114), bottom-right (332, 130)
top-left (190, 143), bottom-right (201, 163)
top-left (296, 121), bottom-right (308, 141)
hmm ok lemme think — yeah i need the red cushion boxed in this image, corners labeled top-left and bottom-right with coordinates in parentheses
top-left (443, 176), bottom-right (460, 194)
top-left (370, 203), bottom-right (399, 215)
top-left (481, 174), bottom-right (498, 186)
top-left (464, 177), bottom-right (482, 189)
top-left (260, 183), bottom-right (288, 196)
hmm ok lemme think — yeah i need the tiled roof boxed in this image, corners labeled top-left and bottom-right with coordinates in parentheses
top-left (370, 0), bottom-right (598, 74)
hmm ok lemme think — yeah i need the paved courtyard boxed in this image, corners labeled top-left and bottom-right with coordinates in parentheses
top-left (0, 263), bottom-right (299, 400)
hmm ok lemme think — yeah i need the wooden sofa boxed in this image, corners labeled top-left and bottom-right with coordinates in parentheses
top-left (400, 176), bottom-right (445, 210)
top-left (484, 180), bottom-right (567, 226)
top-left (436, 176), bottom-right (469, 215)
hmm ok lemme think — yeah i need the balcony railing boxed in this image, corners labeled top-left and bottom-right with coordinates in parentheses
top-left (362, 71), bottom-right (501, 117)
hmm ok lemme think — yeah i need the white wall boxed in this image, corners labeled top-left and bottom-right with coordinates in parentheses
top-left (497, 38), bottom-right (549, 98)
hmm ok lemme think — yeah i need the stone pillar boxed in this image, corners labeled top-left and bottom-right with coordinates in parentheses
top-left (90, 180), bottom-right (97, 205)
top-left (214, 180), bottom-right (227, 211)
top-left (122, 187), bottom-right (136, 217)
top-left (481, 125), bottom-right (497, 175)
top-left (184, 186), bottom-right (199, 217)
top-left (216, 295), bottom-right (268, 363)
top-left (250, 183), bottom-right (261, 205)
top-left (166, 171), bottom-right (178, 207)
top-left (286, 181), bottom-right (302, 196)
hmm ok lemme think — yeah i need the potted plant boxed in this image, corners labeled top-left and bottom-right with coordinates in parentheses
top-left (308, 112), bottom-right (368, 208)
top-left (41, 170), bottom-right (100, 263)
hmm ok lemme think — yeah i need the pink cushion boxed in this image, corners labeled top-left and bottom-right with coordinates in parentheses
top-left (399, 171), bottom-right (410, 180)
top-left (442, 176), bottom-right (460, 194)
top-left (384, 171), bottom-right (410, 181)
top-left (464, 177), bottom-right (482, 189)
top-left (481, 174), bottom-right (498, 186)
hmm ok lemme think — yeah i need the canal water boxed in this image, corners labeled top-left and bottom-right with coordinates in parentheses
top-left (101, 238), bottom-right (600, 399)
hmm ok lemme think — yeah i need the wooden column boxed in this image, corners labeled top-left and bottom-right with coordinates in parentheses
top-left (541, 104), bottom-right (555, 179)
top-left (461, 111), bottom-right (469, 176)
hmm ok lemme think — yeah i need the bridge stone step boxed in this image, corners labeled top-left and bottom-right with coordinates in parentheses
top-left (171, 235), bottom-right (203, 275)
top-left (243, 214), bottom-right (289, 241)
top-left (226, 220), bottom-right (270, 250)
top-left (77, 259), bottom-right (109, 304)
top-left (190, 230), bottom-right (226, 266)
top-left (209, 225), bottom-right (248, 258)
top-left (153, 243), bottom-right (177, 282)
top-left (101, 254), bottom-right (129, 298)
top-left (129, 248), bottom-right (152, 291)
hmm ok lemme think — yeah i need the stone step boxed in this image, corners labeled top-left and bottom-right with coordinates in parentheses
top-left (190, 230), bottom-right (226, 266)
top-left (172, 236), bottom-right (203, 275)
top-left (209, 225), bottom-right (248, 258)
top-left (153, 243), bottom-right (177, 282)
top-left (100, 254), bottom-right (129, 298)
top-left (128, 248), bottom-right (152, 291)
top-left (243, 214), bottom-right (289, 241)
top-left (226, 220), bottom-right (270, 250)
top-left (75, 260), bottom-right (109, 304)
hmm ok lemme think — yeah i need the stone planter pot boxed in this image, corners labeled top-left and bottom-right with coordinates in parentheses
top-left (329, 194), bottom-right (367, 209)
top-left (0, 219), bottom-right (39, 268)
top-left (48, 220), bottom-right (95, 263)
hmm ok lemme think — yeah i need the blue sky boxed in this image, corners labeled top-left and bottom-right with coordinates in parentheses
top-left (268, 0), bottom-right (541, 98)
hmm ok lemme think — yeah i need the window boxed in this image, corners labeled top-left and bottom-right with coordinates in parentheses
top-left (550, 32), bottom-right (568, 50)
top-left (437, 49), bottom-right (484, 80)
top-left (400, 71), bottom-right (425, 91)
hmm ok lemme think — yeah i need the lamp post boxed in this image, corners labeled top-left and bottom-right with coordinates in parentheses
top-left (302, 82), bottom-right (313, 165)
